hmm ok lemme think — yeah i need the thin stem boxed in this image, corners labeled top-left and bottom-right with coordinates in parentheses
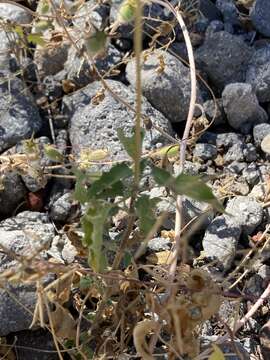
top-left (134, 0), bottom-right (143, 188)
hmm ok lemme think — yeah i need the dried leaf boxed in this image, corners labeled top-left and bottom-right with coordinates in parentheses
top-left (50, 304), bottom-right (77, 339)
top-left (133, 320), bottom-right (159, 360)
top-left (146, 250), bottom-right (173, 265)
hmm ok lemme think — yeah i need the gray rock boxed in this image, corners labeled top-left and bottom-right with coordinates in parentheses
top-left (62, 81), bottom-right (101, 118)
top-left (34, 42), bottom-right (69, 78)
top-left (224, 143), bottom-right (245, 163)
top-left (250, 0), bottom-right (270, 37)
top-left (246, 46), bottom-right (270, 103)
top-left (242, 163), bottom-right (260, 185)
top-left (69, 80), bottom-right (173, 159)
top-left (73, 0), bottom-right (110, 31)
top-left (151, 187), bottom-right (214, 230)
top-left (0, 72), bottom-right (42, 153)
top-left (227, 161), bottom-right (247, 175)
top-left (0, 211), bottom-right (55, 255)
top-left (0, 172), bottom-right (27, 217)
top-left (49, 192), bottom-right (77, 223)
top-left (196, 31), bottom-right (253, 91)
top-left (202, 215), bottom-right (241, 270)
top-left (193, 143), bottom-right (217, 161)
top-left (126, 49), bottom-right (202, 123)
top-left (216, 0), bottom-right (239, 26)
top-left (222, 83), bottom-right (268, 133)
top-left (10, 329), bottom-right (58, 360)
top-left (216, 132), bottom-right (244, 149)
top-left (206, 20), bottom-right (224, 35)
top-left (64, 43), bottom-right (122, 87)
top-left (198, 131), bottom-right (217, 145)
top-left (199, 0), bottom-right (222, 21)
top-left (47, 233), bottom-right (77, 264)
top-left (203, 98), bottom-right (225, 126)
top-left (226, 196), bottom-right (263, 234)
top-left (0, 282), bottom-right (38, 336)
top-left (147, 237), bottom-right (171, 252)
top-left (253, 123), bottom-right (270, 147)
top-left (243, 143), bottom-right (258, 162)
top-left (0, 3), bottom-right (32, 24)
top-left (0, 212), bottom-right (55, 336)
top-left (6, 137), bottom-right (52, 192)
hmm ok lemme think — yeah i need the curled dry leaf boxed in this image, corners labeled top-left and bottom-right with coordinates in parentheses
top-left (133, 320), bottom-right (159, 360)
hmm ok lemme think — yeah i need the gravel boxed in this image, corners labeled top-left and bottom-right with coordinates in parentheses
top-left (193, 143), bottom-right (217, 161)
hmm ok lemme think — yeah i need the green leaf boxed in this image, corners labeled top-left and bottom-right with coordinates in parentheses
top-left (84, 30), bottom-right (107, 56)
top-left (173, 173), bottom-right (224, 211)
top-left (74, 170), bottom-right (90, 204)
top-left (152, 166), bottom-right (172, 186)
top-left (44, 144), bottom-right (64, 162)
top-left (117, 127), bottom-right (145, 160)
top-left (88, 163), bottom-right (132, 199)
top-left (208, 345), bottom-right (225, 360)
top-left (81, 201), bottom-right (111, 272)
top-left (14, 25), bottom-right (24, 37)
top-left (27, 33), bottom-right (46, 46)
top-left (79, 276), bottom-right (94, 290)
top-left (135, 195), bottom-right (159, 235)
top-left (151, 165), bottom-right (223, 211)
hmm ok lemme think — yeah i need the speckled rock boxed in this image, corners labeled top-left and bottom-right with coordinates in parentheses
top-left (246, 45), bottom-right (270, 103)
top-left (253, 123), bottom-right (270, 147)
top-left (0, 212), bottom-right (55, 336)
top-left (226, 196), bottom-right (263, 234)
top-left (193, 143), bottom-right (217, 161)
top-left (69, 80), bottom-right (173, 159)
top-left (126, 49), bottom-right (202, 123)
top-left (250, 0), bottom-right (270, 37)
top-left (202, 215), bottom-right (241, 270)
top-left (0, 3), bottom-right (32, 24)
top-left (196, 31), bottom-right (253, 92)
top-left (0, 72), bottom-right (42, 153)
top-left (222, 83), bottom-right (268, 133)
top-left (0, 172), bottom-right (27, 217)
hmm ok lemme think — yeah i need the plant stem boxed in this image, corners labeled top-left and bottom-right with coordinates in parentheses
top-left (134, 0), bottom-right (143, 188)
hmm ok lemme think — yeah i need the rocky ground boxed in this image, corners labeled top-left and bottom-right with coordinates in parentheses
top-left (1, 0), bottom-right (270, 359)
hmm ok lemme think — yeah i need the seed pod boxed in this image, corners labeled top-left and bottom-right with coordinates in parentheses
top-left (118, 0), bottom-right (137, 23)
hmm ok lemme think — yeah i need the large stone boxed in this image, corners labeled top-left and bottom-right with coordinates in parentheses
top-left (202, 215), bottom-right (241, 270)
top-left (64, 44), bottom-right (122, 87)
top-left (0, 172), bottom-right (27, 217)
top-left (0, 3), bottom-right (32, 24)
top-left (0, 72), bottom-right (42, 153)
top-left (0, 212), bottom-right (55, 336)
top-left (126, 49), bottom-right (202, 123)
top-left (222, 83), bottom-right (268, 133)
top-left (250, 0), bottom-right (270, 37)
top-left (69, 80), bottom-right (173, 159)
top-left (226, 196), bottom-right (263, 234)
top-left (196, 31), bottom-right (253, 92)
top-left (246, 45), bottom-right (270, 103)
